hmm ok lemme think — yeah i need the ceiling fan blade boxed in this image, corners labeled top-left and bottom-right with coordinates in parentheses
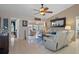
top-left (46, 11), bottom-right (53, 13)
top-left (33, 9), bottom-right (39, 11)
top-left (44, 7), bottom-right (49, 10)
top-left (34, 13), bottom-right (39, 15)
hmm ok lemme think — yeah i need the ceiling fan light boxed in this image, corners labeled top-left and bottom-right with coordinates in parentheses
top-left (40, 12), bottom-right (45, 15)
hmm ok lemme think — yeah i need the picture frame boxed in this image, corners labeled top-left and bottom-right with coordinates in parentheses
top-left (22, 20), bottom-right (27, 27)
top-left (50, 17), bottom-right (66, 27)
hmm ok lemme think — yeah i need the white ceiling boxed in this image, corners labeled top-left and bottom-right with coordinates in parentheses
top-left (0, 4), bottom-right (74, 20)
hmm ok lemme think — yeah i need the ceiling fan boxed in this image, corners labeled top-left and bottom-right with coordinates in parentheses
top-left (34, 4), bottom-right (53, 16)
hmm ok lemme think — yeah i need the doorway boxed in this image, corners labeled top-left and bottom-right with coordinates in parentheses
top-left (75, 16), bottom-right (79, 51)
top-left (76, 16), bottom-right (79, 40)
top-left (11, 18), bottom-right (17, 39)
top-left (11, 20), bottom-right (16, 37)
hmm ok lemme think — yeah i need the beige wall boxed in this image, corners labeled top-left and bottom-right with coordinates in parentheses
top-left (47, 4), bottom-right (79, 29)
top-left (47, 4), bottom-right (79, 41)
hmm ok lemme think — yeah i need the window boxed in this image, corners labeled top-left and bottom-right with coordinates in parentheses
top-left (3, 18), bottom-right (8, 32)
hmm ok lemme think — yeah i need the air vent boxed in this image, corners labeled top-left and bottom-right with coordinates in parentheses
top-left (34, 17), bottom-right (41, 21)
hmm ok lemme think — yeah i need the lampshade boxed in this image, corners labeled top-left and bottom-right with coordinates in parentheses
top-left (65, 26), bottom-right (71, 30)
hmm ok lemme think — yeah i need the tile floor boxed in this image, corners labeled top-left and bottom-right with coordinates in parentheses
top-left (9, 39), bottom-right (79, 54)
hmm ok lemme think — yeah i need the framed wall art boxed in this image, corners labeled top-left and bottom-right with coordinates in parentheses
top-left (22, 20), bottom-right (28, 27)
top-left (50, 17), bottom-right (66, 27)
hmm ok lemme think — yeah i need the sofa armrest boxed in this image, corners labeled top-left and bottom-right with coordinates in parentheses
top-left (43, 36), bottom-right (57, 50)
top-left (43, 36), bottom-right (56, 42)
top-left (43, 34), bottom-right (56, 40)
